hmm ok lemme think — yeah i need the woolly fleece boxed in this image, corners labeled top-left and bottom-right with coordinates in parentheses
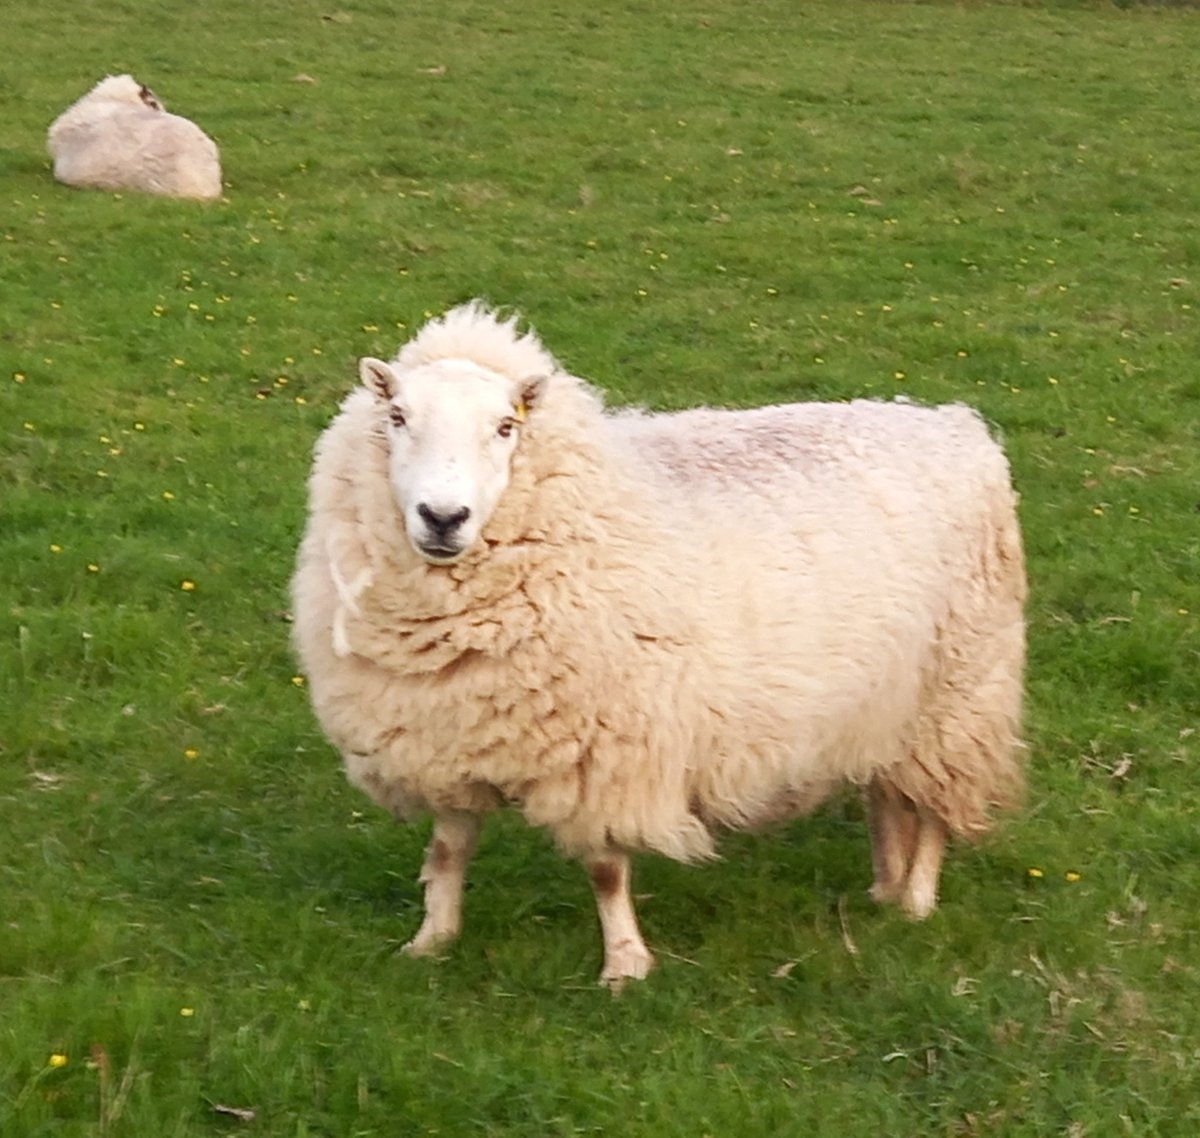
top-left (48, 74), bottom-right (221, 201)
top-left (292, 305), bottom-right (1027, 865)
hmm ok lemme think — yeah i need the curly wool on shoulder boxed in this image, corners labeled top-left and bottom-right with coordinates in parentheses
top-left (291, 301), bottom-right (1028, 990)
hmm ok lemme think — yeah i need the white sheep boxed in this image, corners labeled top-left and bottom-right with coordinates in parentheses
top-left (47, 75), bottom-right (222, 201)
top-left (291, 302), bottom-right (1027, 988)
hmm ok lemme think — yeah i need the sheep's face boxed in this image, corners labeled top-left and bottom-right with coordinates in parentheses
top-left (360, 357), bottom-right (542, 565)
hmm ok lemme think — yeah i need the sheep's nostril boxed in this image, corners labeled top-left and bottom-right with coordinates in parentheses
top-left (418, 504), bottom-right (471, 534)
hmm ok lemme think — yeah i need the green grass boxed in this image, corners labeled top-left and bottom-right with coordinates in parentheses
top-left (3, 0), bottom-right (1199, 1134)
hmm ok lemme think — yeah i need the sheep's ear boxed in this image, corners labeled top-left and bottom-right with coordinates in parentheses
top-left (513, 374), bottom-right (549, 423)
top-left (360, 357), bottom-right (399, 401)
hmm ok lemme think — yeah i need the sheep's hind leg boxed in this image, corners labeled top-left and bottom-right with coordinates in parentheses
top-left (866, 778), bottom-right (918, 905)
top-left (585, 850), bottom-right (655, 992)
top-left (899, 806), bottom-right (947, 920)
top-left (403, 810), bottom-right (482, 957)
top-left (866, 779), bottom-right (946, 919)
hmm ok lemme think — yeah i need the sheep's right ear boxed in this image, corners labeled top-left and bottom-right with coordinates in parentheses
top-left (360, 358), bottom-right (399, 402)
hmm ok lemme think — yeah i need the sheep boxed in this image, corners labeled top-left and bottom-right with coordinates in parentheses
top-left (291, 302), bottom-right (1027, 988)
top-left (47, 75), bottom-right (221, 201)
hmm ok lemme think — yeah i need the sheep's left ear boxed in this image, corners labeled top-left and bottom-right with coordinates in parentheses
top-left (513, 374), bottom-right (548, 423)
top-left (360, 357), bottom-right (399, 401)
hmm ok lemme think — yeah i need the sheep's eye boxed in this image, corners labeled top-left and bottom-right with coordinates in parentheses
top-left (496, 418), bottom-right (516, 439)
top-left (388, 406), bottom-right (407, 428)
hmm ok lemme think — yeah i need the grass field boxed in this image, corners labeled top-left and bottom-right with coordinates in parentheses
top-left (3, 0), bottom-right (1199, 1134)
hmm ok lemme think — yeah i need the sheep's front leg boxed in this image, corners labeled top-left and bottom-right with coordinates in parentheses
top-left (403, 811), bottom-right (482, 957)
top-left (584, 850), bottom-right (655, 991)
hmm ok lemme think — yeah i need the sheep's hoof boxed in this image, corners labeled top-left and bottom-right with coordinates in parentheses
top-left (868, 879), bottom-right (905, 906)
top-left (899, 887), bottom-right (938, 921)
top-left (599, 942), bottom-right (655, 994)
top-left (401, 926), bottom-right (457, 958)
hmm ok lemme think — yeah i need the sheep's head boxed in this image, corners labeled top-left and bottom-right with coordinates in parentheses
top-left (86, 74), bottom-right (163, 109)
top-left (137, 84), bottom-right (164, 112)
top-left (360, 356), bottom-right (545, 565)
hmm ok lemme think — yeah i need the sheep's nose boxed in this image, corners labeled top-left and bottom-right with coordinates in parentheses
top-left (417, 503), bottom-right (471, 535)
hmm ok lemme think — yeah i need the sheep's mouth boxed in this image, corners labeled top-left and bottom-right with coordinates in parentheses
top-left (416, 542), bottom-right (466, 565)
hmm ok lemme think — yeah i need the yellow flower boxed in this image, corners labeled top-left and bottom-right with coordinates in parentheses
top-left (1027, 867), bottom-right (1044, 879)
top-left (87, 563), bottom-right (100, 573)
top-left (50, 543), bottom-right (63, 553)
top-left (162, 491), bottom-right (175, 501)
top-left (48, 1054), bottom-right (68, 1069)
top-left (1065, 871), bottom-right (1081, 883)
top-left (291, 675), bottom-right (306, 687)
top-left (180, 1007), bottom-right (195, 1017)
top-left (184, 749), bottom-right (199, 760)
top-left (181, 580), bottom-right (196, 591)
top-left (295, 396), bottom-right (308, 406)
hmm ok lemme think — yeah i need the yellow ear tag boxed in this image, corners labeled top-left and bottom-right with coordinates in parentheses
top-left (513, 402), bottom-right (528, 424)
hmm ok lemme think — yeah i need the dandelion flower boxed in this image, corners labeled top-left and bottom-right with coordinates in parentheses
top-left (13, 372), bottom-right (25, 383)
top-left (1065, 871), bottom-right (1082, 883)
top-left (48, 1054), bottom-right (68, 1069)
top-left (181, 580), bottom-right (196, 591)
top-left (162, 491), bottom-right (175, 501)
top-left (180, 1007), bottom-right (195, 1017)
top-left (1027, 867), bottom-right (1044, 879)
top-left (87, 564), bottom-right (100, 573)
top-left (291, 675), bottom-right (306, 687)
top-left (184, 749), bottom-right (199, 761)
top-left (50, 543), bottom-right (62, 553)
